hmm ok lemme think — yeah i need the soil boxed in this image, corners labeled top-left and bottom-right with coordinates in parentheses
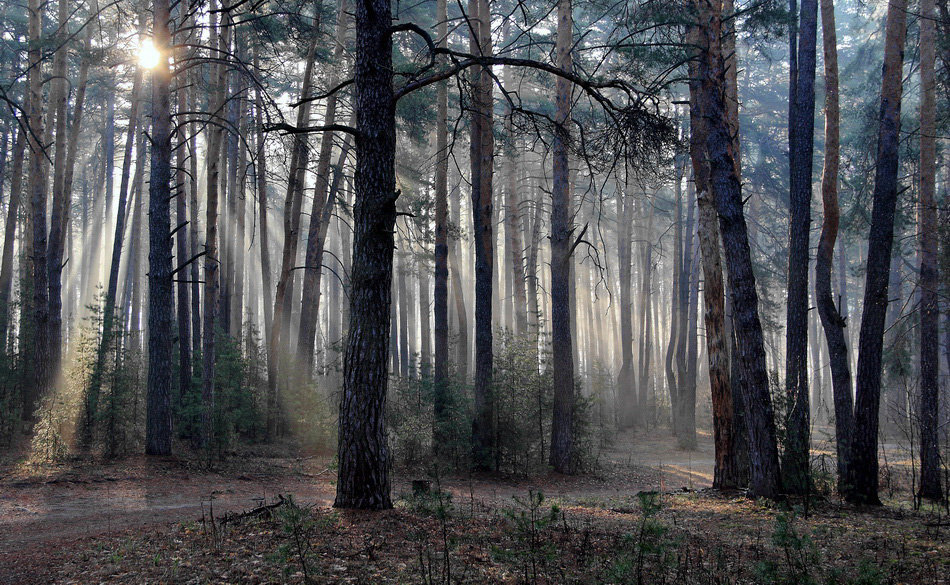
top-left (1, 429), bottom-right (945, 584)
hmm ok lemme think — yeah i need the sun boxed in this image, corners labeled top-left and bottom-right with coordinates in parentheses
top-left (139, 38), bottom-right (160, 69)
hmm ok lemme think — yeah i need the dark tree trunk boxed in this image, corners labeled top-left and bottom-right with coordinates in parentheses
top-left (432, 0), bottom-right (450, 447)
top-left (25, 0), bottom-right (51, 421)
top-left (814, 0), bottom-right (853, 493)
top-left (782, 0), bottom-right (818, 496)
top-left (202, 0), bottom-right (229, 449)
top-left (696, 0), bottom-right (782, 499)
top-left (916, 0), bottom-right (942, 502)
top-left (469, 0), bottom-right (495, 471)
top-left (334, 0), bottom-right (396, 511)
top-left (847, 0), bottom-right (907, 506)
top-left (549, 0), bottom-right (575, 474)
top-left (687, 15), bottom-right (741, 486)
top-left (146, 0), bottom-right (174, 456)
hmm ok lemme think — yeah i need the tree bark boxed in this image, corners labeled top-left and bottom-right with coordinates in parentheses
top-left (145, 0), bottom-right (174, 456)
top-left (202, 0), bottom-right (229, 450)
top-left (469, 0), bottom-right (495, 470)
top-left (782, 0), bottom-right (818, 497)
top-left (549, 0), bottom-right (575, 474)
top-left (916, 0), bottom-right (942, 502)
top-left (696, 0), bottom-right (782, 499)
top-left (334, 0), bottom-right (396, 510)
top-left (814, 0), bottom-right (853, 494)
top-left (847, 0), bottom-right (907, 506)
top-left (433, 0), bottom-right (450, 447)
top-left (24, 0), bottom-right (51, 421)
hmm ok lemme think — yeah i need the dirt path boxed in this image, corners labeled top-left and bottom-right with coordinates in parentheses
top-left (0, 428), bottom-right (714, 582)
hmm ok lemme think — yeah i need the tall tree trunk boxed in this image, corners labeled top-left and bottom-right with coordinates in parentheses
top-left (202, 1), bottom-right (229, 449)
top-left (188, 55), bottom-right (201, 379)
top-left (814, 0), bottom-right (852, 494)
top-left (782, 0), bottom-right (818, 496)
top-left (916, 0), bottom-right (942, 502)
top-left (432, 0), bottom-right (450, 446)
top-left (847, 0), bottom-right (907, 506)
top-left (687, 12), bottom-right (740, 486)
top-left (549, 0), bottom-right (575, 474)
top-left (146, 0), bottom-right (174, 456)
top-left (25, 0), bottom-right (51, 420)
top-left (334, 0), bottom-right (396, 511)
top-left (697, 0), bottom-right (782, 499)
top-left (469, 0), bottom-right (496, 470)
top-left (298, 0), bottom-right (350, 369)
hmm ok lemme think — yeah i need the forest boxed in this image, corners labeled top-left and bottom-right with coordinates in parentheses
top-left (0, 0), bottom-right (948, 582)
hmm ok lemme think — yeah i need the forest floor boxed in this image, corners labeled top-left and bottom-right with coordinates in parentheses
top-left (0, 428), bottom-right (947, 584)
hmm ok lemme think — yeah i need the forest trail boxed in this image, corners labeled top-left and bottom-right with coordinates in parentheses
top-left (0, 428), bottom-right (713, 556)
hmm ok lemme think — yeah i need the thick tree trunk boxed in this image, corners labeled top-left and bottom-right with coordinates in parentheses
top-left (334, 0), bottom-right (396, 511)
top-left (814, 0), bottom-right (853, 493)
top-left (469, 0), bottom-right (496, 470)
top-left (549, 0), bottom-right (575, 474)
top-left (687, 19), bottom-right (740, 486)
top-left (847, 0), bottom-right (907, 506)
top-left (145, 0), bottom-right (174, 456)
top-left (916, 0), bottom-right (942, 502)
top-left (782, 0), bottom-right (818, 496)
top-left (697, 0), bottom-right (782, 499)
